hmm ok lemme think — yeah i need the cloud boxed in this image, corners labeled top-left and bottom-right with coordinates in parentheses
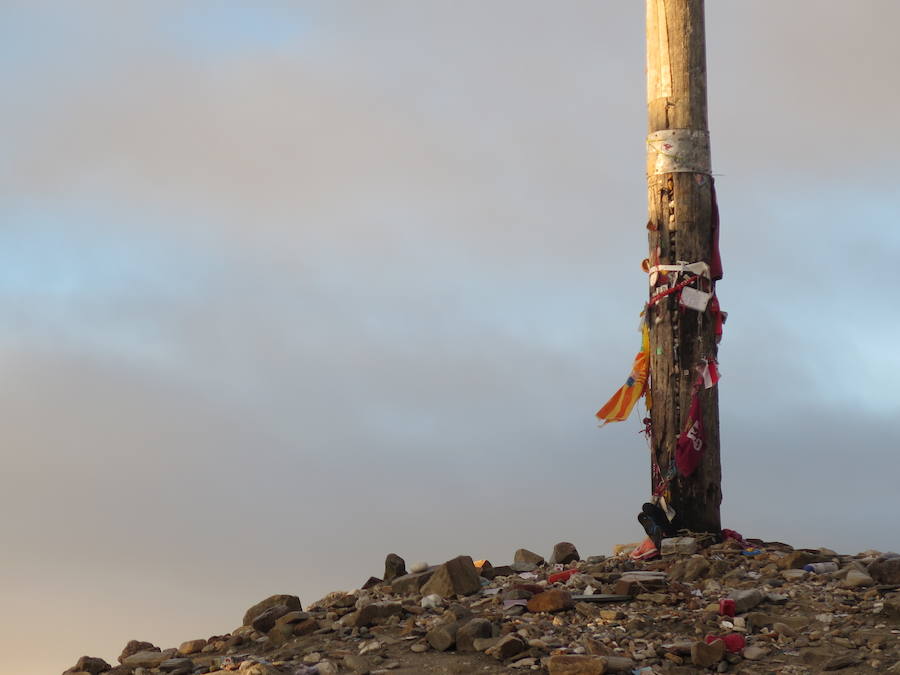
top-left (1, 2), bottom-right (899, 673)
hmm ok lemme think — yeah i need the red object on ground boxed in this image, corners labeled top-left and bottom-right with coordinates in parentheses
top-left (718, 598), bottom-right (736, 617)
top-left (547, 569), bottom-right (579, 584)
top-left (705, 633), bottom-right (745, 653)
top-left (721, 528), bottom-right (749, 547)
top-left (630, 537), bottom-right (660, 561)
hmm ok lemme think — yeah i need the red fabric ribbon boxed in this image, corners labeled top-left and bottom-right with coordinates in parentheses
top-left (647, 275), bottom-right (702, 307)
top-left (675, 391), bottom-right (705, 477)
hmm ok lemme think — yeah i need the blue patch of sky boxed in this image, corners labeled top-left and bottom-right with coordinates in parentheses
top-left (0, 6), bottom-right (88, 94)
top-left (161, 4), bottom-right (311, 57)
top-left (0, 210), bottom-right (203, 301)
top-left (0, 5), bottom-right (67, 65)
top-left (718, 185), bottom-right (900, 415)
top-left (0, 3), bottom-right (315, 89)
top-left (0, 202), bottom-right (214, 368)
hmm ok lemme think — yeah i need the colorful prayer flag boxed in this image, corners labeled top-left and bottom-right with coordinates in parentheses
top-left (596, 324), bottom-right (649, 425)
top-left (700, 358), bottom-right (721, 389)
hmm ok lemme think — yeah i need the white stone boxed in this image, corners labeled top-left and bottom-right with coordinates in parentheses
top-left (729, 588), bottom-right (765, 614)
top-left (302, 652), bottom-right (321, 664)
top-left (742, 645), bottom-right (768, 661)
top-left (510, 657), bottom-right (536, 668)
top-left (661, 537), bottom-right (697, 556)
top-left (359, 639), bottom-right (382, 655)
top-left (841, 569), bottom-right (875, 588)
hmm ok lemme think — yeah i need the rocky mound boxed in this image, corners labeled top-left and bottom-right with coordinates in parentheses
top-left (63, 539), bottom-right (900, 674)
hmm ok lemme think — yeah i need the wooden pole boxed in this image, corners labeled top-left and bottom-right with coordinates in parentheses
top-left (645, 0), bottom-right (721, 532)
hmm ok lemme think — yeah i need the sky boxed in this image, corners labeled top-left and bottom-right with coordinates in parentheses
top-left (1, 2), bottom-right (899, 673)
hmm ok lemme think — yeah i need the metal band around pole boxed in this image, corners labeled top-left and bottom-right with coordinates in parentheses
top-left (647, 129), bottom-right (711, 176)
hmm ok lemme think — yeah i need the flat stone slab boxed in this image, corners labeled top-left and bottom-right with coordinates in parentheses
top-left (570, 594), bottom-right (633, 603)
top-left (388, 568), bottom-right (437, 594)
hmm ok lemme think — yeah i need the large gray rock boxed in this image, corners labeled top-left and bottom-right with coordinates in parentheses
top-left (527, 589), bottom-right (574, 613)
top-left (456, 618), bottom-right (493, 652)
top-left (486, 634), bottom-right (526, 660)
top-left (159, 658), bottom-right (194, 672)
top-left (63, 656), bottom-right (112, 675)
top-left (869, 556), bottom-right (900, 585)
top-left (118, 640), bottom-right (159, 664)
top-left (383, 553), bottom-right (407, 583)
top-left (176, 639), bottom-right (206, 655)
top-left (514, 549), bottom-right (545, 565)
top-left (420, 556), bottom-right (481, 598)
top-left (670, 556), bottom-right (710, 582)
top-left (242, 594), bottom-right (302, 626)
top-left (841, 569), bottom-right (875, 588)
top-left (660, 537), bottom-right (697, 556)
top-left (121, 649), bottom-right (172, 668)
top-left (549, 542), bottom-right (580, 565)
top-left (426, 621), bottom-right (461, 651)
top-left (294, 618), bottom-right (319, 637)
top-left (389, 568), bottom-right (436, 594)
top-left (343, 601), bottom-right (403, 628)
top-left (728, 588), bottom-right (765, 614)
top-left (691, 640), bottom-right (724, 668)
top-left (275, 610), bottom-right (311, 626)
top-left (251, 604), bottom-right (294, 632)
top-left (266, 623), bottom-right (295, 647)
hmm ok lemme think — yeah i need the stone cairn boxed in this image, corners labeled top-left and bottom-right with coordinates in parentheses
top-left (63, 542), bottom-right (900, 674)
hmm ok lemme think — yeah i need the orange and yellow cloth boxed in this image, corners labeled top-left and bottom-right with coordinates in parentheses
top-left (595, 323), bottom-right (650, 425)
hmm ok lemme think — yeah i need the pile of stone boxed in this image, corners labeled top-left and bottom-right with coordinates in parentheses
top-left (63, 541), bottom-right (900, 674)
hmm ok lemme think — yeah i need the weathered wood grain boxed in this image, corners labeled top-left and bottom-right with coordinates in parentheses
top-left (646, 0), bottom-right (721, 532)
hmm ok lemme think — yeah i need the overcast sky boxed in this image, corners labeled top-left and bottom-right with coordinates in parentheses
top-left (2, 2), bottom-right (899, 673)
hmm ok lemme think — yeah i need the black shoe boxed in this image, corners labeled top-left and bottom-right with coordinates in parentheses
top-left (638, 512), bottom-right (662, 549)
top-left (642, 502), bottom-right (676, 537)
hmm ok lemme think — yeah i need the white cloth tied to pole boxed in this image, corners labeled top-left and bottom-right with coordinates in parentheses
top-left (646, 260), bottom-right (710, 287)
top-left (680, 286), bottom-right (711, 312)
